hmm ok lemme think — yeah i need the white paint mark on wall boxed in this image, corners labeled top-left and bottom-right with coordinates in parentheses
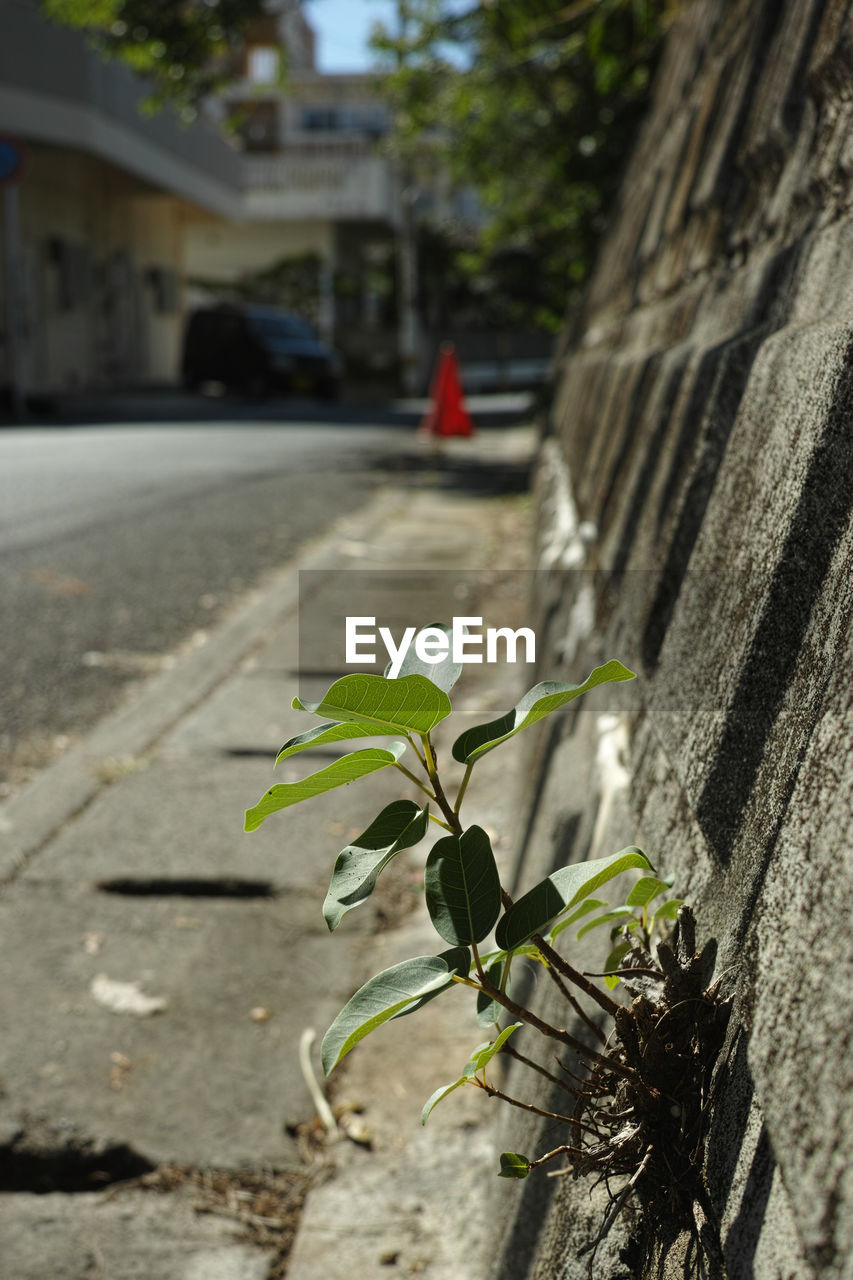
top-left (556, 579), bottom-right (597, 669)
top-left (537, 438), bottom-right (597, 570)
top-left (588, 712), bottom-right (631, 863)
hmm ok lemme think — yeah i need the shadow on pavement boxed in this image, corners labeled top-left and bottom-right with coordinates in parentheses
top-left (370, 446), bottom-right (532, 497)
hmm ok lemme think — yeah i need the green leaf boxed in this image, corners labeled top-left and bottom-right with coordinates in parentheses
top-left (602, 940), bottom-right (632, 989)
top-left (495, 846), bottom-right (653, 952)
top-left (651, 898), bottom-right (683, 925)
top-left (244, 743), bottom-right (406, 832)
top-left (323, 800), bottom-right (430, 931)
top-left (451, 660), bottom-right (635, 764)
top-left (547, 897), bottom-right (608, 942)
top-left (477, 958), bottom-right (507, 1028)
top-left (498, 1152), bottom-right (531, 1179)
top-left (321, 947), bottom-right (470, 1074)
top-left (424, 825), bottom-right (502, 946)
top-left (421, 1078), bottom-right (467, 1124)
top-left (422, 1024), bottom-right (521, 1124)
top-left (384, 622), bottom-right (464, 692)
top-left (625, 877), bottom-right (671, 909)
top-left (465, 1021), bottom-right (521, 1075)
top-left (576, 907), bottom-right (635, 941)
top-left (294, 672), bottom-right (451, 736)
top-left (275, 719), bottom-right (386, 764)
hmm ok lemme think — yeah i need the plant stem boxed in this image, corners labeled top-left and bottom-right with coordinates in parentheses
top-left (529, 1142), bottom-right (586, 1170)
top-left (454, 762), bottom-right (473, 813)
top-left (475, 1080), bottom-right (586, 1129)
top-left (450, 974), bottom-right (483, 992)
top-left (500, 1042), bottom-right (582, 1100)
top-left (422, 734), bottom-right (437, 775)
top-left (428, 813), bottom-right (454, 832)
top-left (421, 733), bottom-right (462, 833)
top-left (541, 964), bottom-right (608, 1046)
top-left (532, 933), bottom-right (621, 1018)
top-left (557, 1055), bottom-right (596, 1089)
top-left (412, 739), bottom-right (630, 1080)
top-left (392, 761), bottom-right (435, 799)
top-left (449, 976), bottom-right (585, 1053)
top-left (405, 734), bottom-right (428, 770)
top-left (479, 977), bottom-right (638, 1083)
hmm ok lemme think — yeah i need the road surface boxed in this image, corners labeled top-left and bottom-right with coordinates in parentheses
top-left (0, 416), bottom-right (402, 791)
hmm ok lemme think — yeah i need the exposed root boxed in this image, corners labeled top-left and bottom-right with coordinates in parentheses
top-left (516, 906), bottom-right (731, 1276)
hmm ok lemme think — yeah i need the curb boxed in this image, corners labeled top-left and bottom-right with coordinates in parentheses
top-left (0, 488), bottom-right (409, 883)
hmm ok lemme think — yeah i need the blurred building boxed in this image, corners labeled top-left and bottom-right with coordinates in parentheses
top-left (0, 0), bottom-right (484, 405)
top-left (0, 0), bottom-right (244, 404)
top-left (185, 0), bottom-right (410, 388)
top-left (187, 1), bottom-right (540, 395)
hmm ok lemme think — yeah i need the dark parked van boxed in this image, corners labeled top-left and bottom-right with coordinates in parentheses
top-left (181, 304), bottom-right (342, 399)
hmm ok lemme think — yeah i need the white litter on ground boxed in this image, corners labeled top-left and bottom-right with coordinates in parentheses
top-left (90, 974), bottom-right (169, 1017)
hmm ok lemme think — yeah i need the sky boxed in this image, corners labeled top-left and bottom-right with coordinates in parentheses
top-left (303, 0), bottom-right (400, 73)
top-left (304, 1), bottom-right (471, 73)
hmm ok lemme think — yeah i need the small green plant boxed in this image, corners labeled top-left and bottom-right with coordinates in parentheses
top-left (244, 630), bottom-right (727, 1270)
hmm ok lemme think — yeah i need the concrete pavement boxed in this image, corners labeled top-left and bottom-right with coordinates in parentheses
top-left (0, 426), bottom-right (536, 1279)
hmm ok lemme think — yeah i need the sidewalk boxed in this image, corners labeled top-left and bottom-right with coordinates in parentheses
top-left (0, 426), bottom-right (536, 1279)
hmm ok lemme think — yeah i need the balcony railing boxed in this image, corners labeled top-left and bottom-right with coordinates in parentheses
top-left (242, 152), bottom-right (400, 224)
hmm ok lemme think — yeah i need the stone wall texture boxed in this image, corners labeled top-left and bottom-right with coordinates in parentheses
top-left (494, 2), bottom-right (853, 1277)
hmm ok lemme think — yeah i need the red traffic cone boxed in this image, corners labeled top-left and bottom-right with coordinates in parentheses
top-left (419, 343), bottom-right (474, 438)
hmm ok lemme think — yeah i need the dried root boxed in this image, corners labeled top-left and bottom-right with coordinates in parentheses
top-left (524, 906), bottom-right (731, 1276)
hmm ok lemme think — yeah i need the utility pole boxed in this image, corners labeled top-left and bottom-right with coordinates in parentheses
top-left (1, 138), bottom-right (26, 420)
top-left (396, 0), bottom-right (420, 396)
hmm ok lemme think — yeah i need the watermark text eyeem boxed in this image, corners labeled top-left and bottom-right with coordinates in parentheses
top-left (345, 616), bottom-right (536, 678)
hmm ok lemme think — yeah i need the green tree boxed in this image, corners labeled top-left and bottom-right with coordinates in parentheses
top-left (40, 0), bottom-right (266, 116)
top-left (189, 252), bottom-right (324, 326)
top-left (371, 0), bottom-right (671, 329)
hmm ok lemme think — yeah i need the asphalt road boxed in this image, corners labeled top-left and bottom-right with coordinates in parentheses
top-left (0, 415), bottom-right (406, 791)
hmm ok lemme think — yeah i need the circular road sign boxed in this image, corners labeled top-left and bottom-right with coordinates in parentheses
top-left (0, 139), bottom-right (25, 186)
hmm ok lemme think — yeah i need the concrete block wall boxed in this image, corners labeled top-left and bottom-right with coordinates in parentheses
top-left (496, 2), bottom-right (853, 1276)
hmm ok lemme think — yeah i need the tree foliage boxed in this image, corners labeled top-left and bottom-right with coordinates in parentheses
top-left (40, 0), bottom-right (266, 116)
top-left (371, 0), bottom-right (671, 328)
top-left (189, 252), bottom-right (325, 327)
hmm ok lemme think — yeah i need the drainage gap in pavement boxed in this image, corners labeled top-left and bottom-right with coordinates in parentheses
top-left (95, 876), bottom-right (278, 899)
top-left (0, 1137), bottom-right (155, 1193)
